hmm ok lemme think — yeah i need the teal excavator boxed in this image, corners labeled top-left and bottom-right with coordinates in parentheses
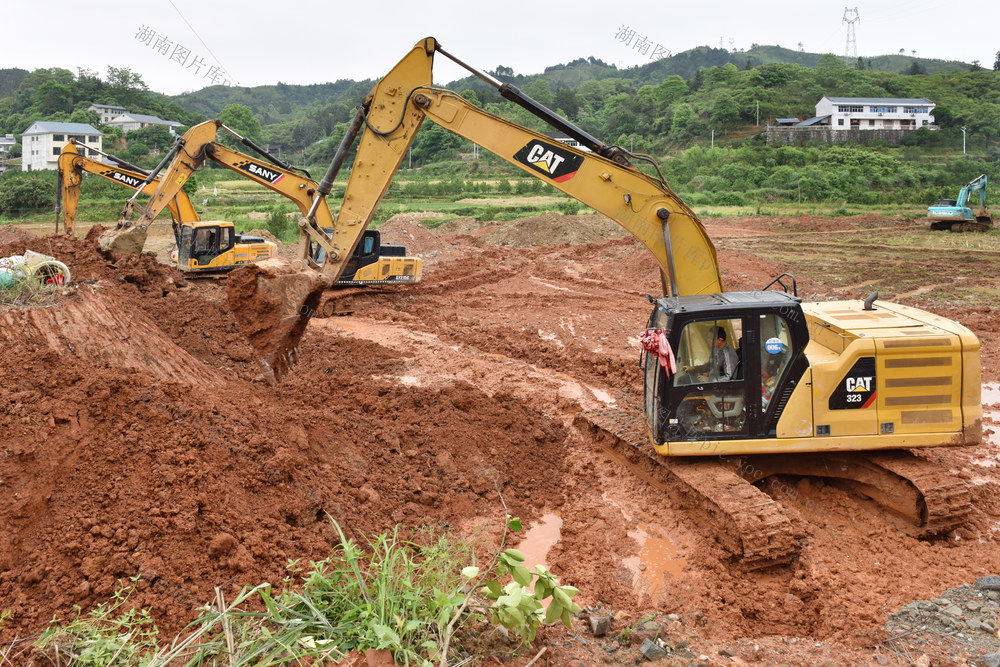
top-left (927, 174), bottom-right (992, 232)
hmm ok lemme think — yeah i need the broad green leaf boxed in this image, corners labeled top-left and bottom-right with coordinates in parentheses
top-left (552, 587), bottom-right (571, 607)
top-left (544, 600), bottom-right (562, 624)
top-left (561, 606), bottom-right (573, 628)
top-left (503, 549), bottom-right (526, 563)
top-left (461, 566), bottom-right (480, 579)
top-left (560, 585), bottom-right (580, 597)
top-left (507, 517), bottom-right (523, 531)
top-left (480, 580), bottom-right (502, 599)
top-left (511, 566), bottom-right (532, 587)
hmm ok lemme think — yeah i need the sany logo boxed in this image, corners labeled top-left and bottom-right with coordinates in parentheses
top-left (846, 376), bottom-right (873, 392)
top-left (237, 161), bottom-right (283, 184)
top-left (106, 170), bottom-right (143, 188)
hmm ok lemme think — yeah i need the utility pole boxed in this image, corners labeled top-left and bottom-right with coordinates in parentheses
top-left (961, 126), bottom-right (967, 155)
top-left (843, 7), bottom-right (860, 66)
top-left (711, 129), bottom-right (715, 148)
top-left (756, 101), bottom-right (760, 127)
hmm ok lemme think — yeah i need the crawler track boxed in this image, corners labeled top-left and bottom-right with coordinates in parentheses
top-left (576, 408), bottom-right (801, 571)
top-left (578, 406), bottom-right (974, 570)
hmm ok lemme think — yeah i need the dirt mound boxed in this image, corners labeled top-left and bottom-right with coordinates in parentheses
top-left (0, 226), bottom-right (38, 245)
top-left (244, 228), bottom-right (280, 245)
top-left (436, 213), bottom-right (628, 247)
top-left (0, 286), bottom-right (218, 386)
top-left (379, 215), bottom-right (449, 256)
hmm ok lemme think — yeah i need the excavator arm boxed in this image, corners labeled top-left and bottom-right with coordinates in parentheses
top-left (57, 139), bottom-right (196, 236)
top-left (101, 120), bottom-right (313, 253)
top-left (307, 38), bottom-right (722, 297)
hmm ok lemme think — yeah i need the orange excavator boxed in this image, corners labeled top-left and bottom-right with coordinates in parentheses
top-left (159, 40), bottom-right (989, 567)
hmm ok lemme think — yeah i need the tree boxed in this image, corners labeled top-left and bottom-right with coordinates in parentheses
top-left (36, 81), bottom-right (73, 115)
top-left (994, 51), bottom-right (1000, 71)
top-left (552, 88), bottom-right (580, 118)
top-left (710, 95), bottom-right (739, 128)
top-left (670, 103), bottom-right (697, 140)
top-left (522, 79), bottom-right (553, 107)
top-left (217, 104), bottom-right (263, 148)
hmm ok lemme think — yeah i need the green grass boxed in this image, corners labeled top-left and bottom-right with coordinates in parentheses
top-left (11, 521), bottom-right (492, 667)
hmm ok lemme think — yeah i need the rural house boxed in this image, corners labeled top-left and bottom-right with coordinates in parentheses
top-left (20, 121), bottom-right (102, 172)
top-left (87, 103), bottom-right (127, 124)
top-left (812, 97), bottom-right (936, 130)
top-left (107, 113), bottom-right (182, 134)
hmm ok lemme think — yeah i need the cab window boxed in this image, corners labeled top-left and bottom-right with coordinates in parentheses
top-left (760, 314), bottom-right (793, 411)
top-left (362, 234), bottom-right (376, 255)
top-left (675, 318), bottom-right (742, 385)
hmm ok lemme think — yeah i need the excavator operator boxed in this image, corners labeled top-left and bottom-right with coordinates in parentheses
top-left (680, 326), bottom-right (739, 383)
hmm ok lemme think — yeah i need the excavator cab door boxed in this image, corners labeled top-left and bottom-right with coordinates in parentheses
top-left (643, 293), bottom-right (809, 446)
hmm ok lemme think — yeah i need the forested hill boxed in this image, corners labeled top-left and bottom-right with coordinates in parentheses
top-left (171, 44), bottom-right (971, 118)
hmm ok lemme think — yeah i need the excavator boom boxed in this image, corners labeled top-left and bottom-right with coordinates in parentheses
top-left (57, 139), bottom-right (196, 237)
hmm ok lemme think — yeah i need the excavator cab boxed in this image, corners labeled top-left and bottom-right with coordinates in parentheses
top-left (643, 292), bottom-right (810, 449)
top-left (176, 222), bottom-right (235, 270)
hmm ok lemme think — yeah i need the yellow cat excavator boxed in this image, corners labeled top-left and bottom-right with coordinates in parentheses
top-left (97, 125), bottom-right (420, 294)
top-left (237, 39), bottom-right (979, 568)
top-left (57, 139), bottom-right (276, 273)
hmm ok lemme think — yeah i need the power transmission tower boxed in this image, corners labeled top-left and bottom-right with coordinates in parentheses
top-left (843, 7), bottom-right (860, 65)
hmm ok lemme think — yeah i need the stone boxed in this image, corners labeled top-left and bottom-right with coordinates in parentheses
top-left (932, 597), bottom-right (950, 606)
top-left (983, 651), bottom-right (1000, 667)
top-left (967, 601), bottom-right (983, 612)
top-left (639, 638), bottom-right (667, 661)
top-left (976, 576), bottom-right (1000, 591)
top-left (983, 621), bottom-right (997, 633)
top-left (941, 604), bottom-right (963, 618)
top-left (967, 618), bottom-right (982, 632)
top-left (666, 613), bottom-right (680, 622)
top-left (638, 620), bottom-right (662, 634)
top-left (588, 614), bottom-right (612, 637)
top-left (914, 656), bottom-right (930, 667)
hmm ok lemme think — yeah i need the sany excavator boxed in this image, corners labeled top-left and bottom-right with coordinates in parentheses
top-left (57, 139), bottom-right (276, 272)
top-left (927, 174), bottom-right (992, 232)
top-left (97, 124), bottom-right (420, 297)
top-left (236, 39), bottom-right (983, 567)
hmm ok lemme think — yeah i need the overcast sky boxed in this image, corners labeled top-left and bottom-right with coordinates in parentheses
top-left (8, 0), bottom-right (999, 96)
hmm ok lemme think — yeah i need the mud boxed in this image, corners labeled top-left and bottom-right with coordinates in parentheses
top-left (2, 214), bottom-right (1000, 666)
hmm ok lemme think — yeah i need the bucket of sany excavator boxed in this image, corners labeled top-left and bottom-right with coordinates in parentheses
top-left (98, 223), bottom-right (148, 255)
top-left (225, 258), bottom-right (330, 384)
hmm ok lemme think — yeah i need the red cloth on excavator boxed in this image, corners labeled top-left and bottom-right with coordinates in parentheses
top-left (640, 328), bottom-right (676, 377)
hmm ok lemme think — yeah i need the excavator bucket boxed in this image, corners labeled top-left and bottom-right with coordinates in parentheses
top-left (225, 258), bottom-right (327, 384)
top-left (98, 224), bottom-right (148, 255)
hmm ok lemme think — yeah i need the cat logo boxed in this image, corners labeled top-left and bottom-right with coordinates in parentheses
top-left (513, 140), bottom-right (584, 183)
top-left (845, 376), bottom-right (873, 392)
top-left (105, 170), bottom-right (143, 189)
top-left (236, 160), bottom-right (283, 184)
top-left (829, 357), bottom-right (877, 410)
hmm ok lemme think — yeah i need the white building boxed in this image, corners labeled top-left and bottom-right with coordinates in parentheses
top-left (20, 122), bottom-right (102, 172)
top-left (0, 134), bottom-right (17, 173)
top-left (813, 96), bottom-right (936, 131)
top-left (107, 113), bottom-right (182, 134)
top-left (87, 103), bottom-right (127, 125)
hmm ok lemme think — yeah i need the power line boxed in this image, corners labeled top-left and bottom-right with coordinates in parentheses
top-left (167, 0), bottom-right (239, 84)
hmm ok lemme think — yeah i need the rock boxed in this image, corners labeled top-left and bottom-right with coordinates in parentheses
top-left (588, 613), bottom-right (612, 637)
top-left (976, 576), bottom-right (1000, 591)
top-left (941, 604), bottom-right (963, 618)
top-left (666, 613), bottom-right (680, 622)
top-left (208, 533), bottom-right (237, 558)
top-left (932, 597), bottom-right (950, 606)
top-left (967, 601), bottom-right (982, 612)
top-left (874, 654), bottom-right (889, 665)
top-left (967, 618), bottom-right (982, 632)
top-left (914, 656), bottom-right (930, 667)
top-left (639, 638), bottom-right (667, 661)
top-left (983, 650), bottom-right (1000, 667)
top-left (983, 621), bottom-right (997, 633)
top-left (638, 620), bottom-right (662, 634)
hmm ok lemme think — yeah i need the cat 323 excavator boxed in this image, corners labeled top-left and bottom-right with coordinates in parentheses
top-left (224, 39), bottom-right (985, 568)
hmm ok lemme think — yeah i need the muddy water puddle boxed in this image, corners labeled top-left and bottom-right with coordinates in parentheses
top-left (604, 493), bottom-right (686, 594)
top-left (973, 383), bottom-right (1000, 472)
